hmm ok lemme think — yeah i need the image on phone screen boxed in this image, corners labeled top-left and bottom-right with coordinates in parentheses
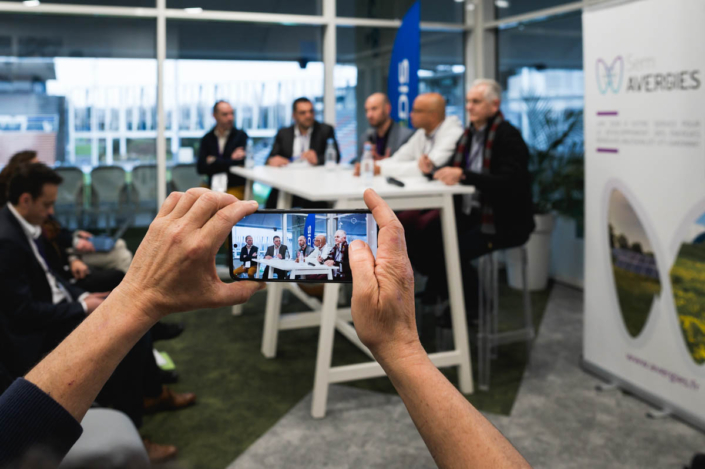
top-left (229, 210), bottom-right (378, 283)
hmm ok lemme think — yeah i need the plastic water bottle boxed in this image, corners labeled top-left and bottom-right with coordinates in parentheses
top-left (245, 139), bottom-right (255, 169)
top-left (325, 138), bottom-right (337, 171)
top-left (360, 142), bottom-right (374, 185)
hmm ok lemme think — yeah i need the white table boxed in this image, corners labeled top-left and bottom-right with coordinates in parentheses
top-left (256, 258), bottom-right (338, 280)
top-left (231, 165), bottom-right (476, 418)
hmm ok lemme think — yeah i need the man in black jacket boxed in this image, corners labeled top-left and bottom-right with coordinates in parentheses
top-left (265, 97), bottom-right (340, 208)
top-left (197, 100), bottom-right (249, 199)
top-left (403, 79), bottom-right (535, 308)
top-left (263, 235), bottom-right (289, 279)
top-left (324, 230), bottom-right (351, 280)
top-left (233, 235), bottom-right (258, 278)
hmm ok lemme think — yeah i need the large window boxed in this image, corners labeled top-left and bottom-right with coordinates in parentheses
top-left (495, 0), bottom-right (577, 19)
top-left (336, 28), bottom-right (465, 162)
top-left (337, 0), bottom-right (464, 23)
top-left (167, 0), bottom-right (321, 15)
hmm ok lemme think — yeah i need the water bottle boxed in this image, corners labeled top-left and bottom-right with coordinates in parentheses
top-left (325, 138), bottom-right (337, 171)
top-left (245, 139), bottom-right (255, 169)
top-left (360, 142), bottom-right (375, 185)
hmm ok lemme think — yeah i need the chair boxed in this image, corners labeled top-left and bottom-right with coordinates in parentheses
top-left (477, 245), bottom-right (534, 391)
top-left (171, 163), bottom-right (205, 192)
top-left (130, 164), bottom-right (159, 220)
top-left (54, 167), bottom-right (84, 230)
top-left (89, 166), bottom-right (129, 230)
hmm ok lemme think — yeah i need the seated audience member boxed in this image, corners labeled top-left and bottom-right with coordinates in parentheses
top-left (354, 92), bottom-right (463, 178)
top-left (265, 97), bottom-right (340, 208)
top-left (357, 92), bottom-right (414, 162)
top-left (294, 235), bottom-right (314, 262)
top-left (0, 163), bottom-right (193, 462)
top-left (233, 235), bottom-right (258, 278)
top-left (402, 79), bottom-right (535, 312)
top-left (263, 235), bottom-right (289, 279)
top-left (0, 188), bottom-right (530, 469)
top-left (324, 230), bottom-right (351, 280)
top-left (197, 100), bottom-right (249, 199)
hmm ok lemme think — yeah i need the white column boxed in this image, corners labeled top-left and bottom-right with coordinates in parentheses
top-left (323, 0), bottom-right (336, 126)
top-left (156, 0), bottom-right (167, 204)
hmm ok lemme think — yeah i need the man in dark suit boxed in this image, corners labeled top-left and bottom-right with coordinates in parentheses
top-left (197, 100), bottom-right (249, 199)
top-left (263, 235), bottom-right (289, 279)
top-left (403, 79), bottom-right (535, 311)
top-left (233, 235), bottom-right (258, 278)
top-left (265, 97), bottom-right (340, 208)
top-left (324, 230), bottom-right (351, 280)
top-left (0, 163), bottom-right (191, 461)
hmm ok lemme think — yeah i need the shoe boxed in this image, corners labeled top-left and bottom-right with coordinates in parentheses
top-left (158, 368), bottom-right (179, 384)
top-left (144, 385), bottom-right (196, 414)
top-left (151, 321), bottom-right (185, 342)
top-left (143, 438), bottom-right (177, 463)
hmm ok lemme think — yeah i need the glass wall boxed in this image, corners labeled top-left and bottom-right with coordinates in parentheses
top-left (167, 0), bottom-right (321, 15)
top-left (495, 0), bottom-right (577, 19)
top-left (338, 0), bottom-right (464, 24)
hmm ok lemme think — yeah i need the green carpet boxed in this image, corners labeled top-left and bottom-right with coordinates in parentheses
top-left (140, 277), bottom-right (552, 469)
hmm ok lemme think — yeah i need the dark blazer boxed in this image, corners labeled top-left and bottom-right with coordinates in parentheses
top-left (239, 245), bottom-right (258, 263)
top-left (0, 207), bottom-right (86, 379)
top-left (325, 241), bottom-right (351, 280)
top-left (453, 115), bottom-right (535, 244)
top-left (265, 244), bottom-right (289, 259)
top-left (197, 126), bottom-right (249, 189)
top-left (267, 121), bottom-right (341, 165)
top-left (357, 121), bottom-right (415, 162)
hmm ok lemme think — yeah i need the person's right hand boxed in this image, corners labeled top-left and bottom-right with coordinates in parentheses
top-left (231, 147), bottom-right (246, 161)
top-left (115, 188), bottom-right (264, 321)
top-left (348, 189), bottom-right (422, 364)
top-left (265, 255), bottom-right (272, 260)
top-left (353, 163), bottom-right (361, 177)
top-left (75, 238), bottom-right (95, 253)
top-left (418, 154), bottom-right (434, 175)
top-left (206, 156), bottom-right (217, 165)
top-left (268, 156), bottom-right (290, 167)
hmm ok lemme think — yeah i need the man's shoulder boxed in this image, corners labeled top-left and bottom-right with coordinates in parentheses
top-left (315, 121), bottom-right (335, 133)
top-left (0, 207), bottom-right (23, 243)
top-left (276, 125), bottom-right (295, 136)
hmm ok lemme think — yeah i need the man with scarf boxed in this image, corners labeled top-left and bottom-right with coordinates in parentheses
top-left (402, 79), bottom-right (535, 316)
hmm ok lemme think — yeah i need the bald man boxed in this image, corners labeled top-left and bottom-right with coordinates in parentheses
top-left (358, 93), bottom-right (414, 162)
top-left (324, 230), bottom-right (351, 280)
top-left (356, 93), bottom-right (463, 178)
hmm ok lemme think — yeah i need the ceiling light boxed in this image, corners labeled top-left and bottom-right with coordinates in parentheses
top-left (454, 0), bottom-right (464, 3)
top-left (495, 0), bottom-right (510, 8)
top-left (23, 0), bottom-right (40, 6)
top-left (466, 3), bottom-right (476, 10)
top-left (184, 7), bottom-right (203, 13)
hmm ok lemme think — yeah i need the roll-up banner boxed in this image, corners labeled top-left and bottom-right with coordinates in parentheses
top-left (387, 0), bottom-right (420, 129)
top-left (583, 0), bottom-right (705, 429)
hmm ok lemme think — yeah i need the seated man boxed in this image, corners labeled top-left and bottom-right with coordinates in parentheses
top-left (294, 235), bottom-right (314, 263)
top-left (265, 97), bottom-right (340, 208)
top-left (324, 230), bottom-right (351, 280)
top-left (356, 92), bottom-right (414, 162)
top-left (233, 235), bottom-right (258, 278)
top-left (263, 235), bottom-right (289, 279)
top-left (355, 92), bottom-right (463, 178)
top-left (403, 79), bottom-right (535, 312)
top-left (305, 234), bottom-right (332, 265)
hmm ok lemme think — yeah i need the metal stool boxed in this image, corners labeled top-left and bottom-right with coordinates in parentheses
top-left (477, 245), bottom-right (534, 391)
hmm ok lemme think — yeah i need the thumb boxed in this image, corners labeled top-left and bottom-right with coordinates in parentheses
top-left (217, 281), bottom-right (265, 306)
top-left (349, 240), bottom-right (378, 311)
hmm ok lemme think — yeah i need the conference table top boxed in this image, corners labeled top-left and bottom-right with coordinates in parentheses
top-left (230, 165), bottom-right (475, 201)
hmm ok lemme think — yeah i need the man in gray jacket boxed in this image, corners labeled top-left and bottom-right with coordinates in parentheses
top-left (357, 93), bottom-right (414, 162)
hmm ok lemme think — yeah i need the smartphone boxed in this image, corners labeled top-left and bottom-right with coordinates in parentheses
top-left (229, 209), bottom-right (378, 283)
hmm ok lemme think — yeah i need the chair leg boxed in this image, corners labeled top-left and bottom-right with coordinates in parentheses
top-left (491, 252), bottom-right (500, 360)
top-left (522, 246), bottom-right (534, 357)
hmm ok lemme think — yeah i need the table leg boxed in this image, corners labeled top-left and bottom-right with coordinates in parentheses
top-left (262, 283), bottom-right (283, 358)
top-left (244, 179), bottom-right (253, 201)
top-left (440, 194), bottom-right (474, 394)
top-left (311, 282), bottom-right (341, 418)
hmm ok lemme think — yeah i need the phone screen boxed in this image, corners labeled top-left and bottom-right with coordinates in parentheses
top-left (229, 210), bottom-right (377, 283)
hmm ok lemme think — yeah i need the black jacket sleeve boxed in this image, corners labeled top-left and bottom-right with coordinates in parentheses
top-left (0, 379), bottom-right (83, 466)
top-left (268, 130), bottom-right (285, 163)
top-left (229, 130), bottom-right (249, 169)
top-left (0, 241), bottom-right (85, 328)
top-left (460, 126), bottom-right (530, 196)
top-left (239, 247), bottom-right (247, 263)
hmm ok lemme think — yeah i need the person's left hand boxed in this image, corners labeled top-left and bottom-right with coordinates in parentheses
top-left (277, 254), bottom-right (283, 259)
top-left (324, 260), bottom-right (334, 267)
top-left (116, 188), bottom-right (264, 321)
top-left (433, 167), bottom-right (464, 186)
top-left (302, 150), bottom-right (318, 165)
top-left (75, 238), bottom-right (95, 253)
top-left (71, 259), bottom-right (90, 280)
top-left (231, 147), bottom-right (246, 161)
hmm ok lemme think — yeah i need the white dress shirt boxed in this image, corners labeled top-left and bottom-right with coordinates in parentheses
top-left (211, 127), bottom-right (231, 193)
top-left (377, 115), bottom-right (464, 178)
top-left (7, 204), bottom-right (88, 312)
top-left (292, 125), bottom-right (312, 163)
top-left (306, 244), bottom-right (331, 264)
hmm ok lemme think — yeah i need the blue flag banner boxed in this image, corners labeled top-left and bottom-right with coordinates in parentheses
top-left (305, 213), bottom-right (316, 247)
top-left (387, 1), bottom-right (420, 128)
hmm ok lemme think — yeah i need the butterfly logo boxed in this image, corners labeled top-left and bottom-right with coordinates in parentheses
top-left (596, 56), bottom-right (624, 94)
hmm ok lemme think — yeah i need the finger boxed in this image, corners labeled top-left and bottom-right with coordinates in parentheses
top-left (363, 189), bottom-right (401, 231)
top-left (349, 240), bottom-right (378, 312)
top-left (216, 281), bottom-right (266, 306)
top-left (157, 191), bottom-right (184, 218)
top-left (184, 191), bottom-right (237, 228)
top-left (201, 199), bottom-right (260, 253)
top-left (169, 187), bottom-right (211, 219)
